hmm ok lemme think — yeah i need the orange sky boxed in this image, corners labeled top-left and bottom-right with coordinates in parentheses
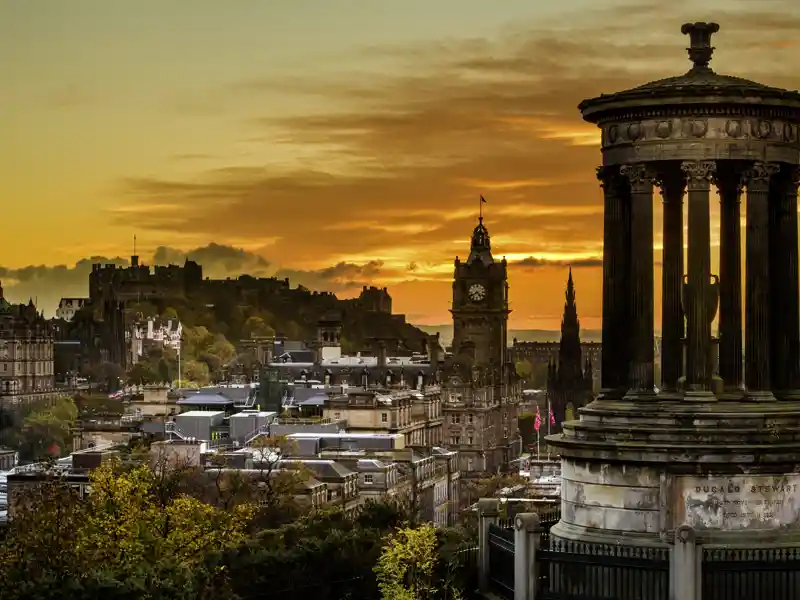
top-left (1, 1), bottom-right (799, 328)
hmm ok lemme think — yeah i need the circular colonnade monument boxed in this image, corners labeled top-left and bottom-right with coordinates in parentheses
top-left (548, 22), bottom-right (800, 547)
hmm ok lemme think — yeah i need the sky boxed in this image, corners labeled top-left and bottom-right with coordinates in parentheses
top-left (1, 0), bottom-right (799, 329)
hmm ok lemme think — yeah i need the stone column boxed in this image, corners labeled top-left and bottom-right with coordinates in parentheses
top-left (681, 161), bottom-right (716, 396)
top-left (658, 166), bottom-right (686, 394)
top-left (513, 513), bottom-right (541, 600)
top-left (597, 166), bottom-right (630, 398)
top-left (670, 526), bottom-right (699, 600)
top-left (620, 163), bottom-right (656, 397)
top-left (744, 162), bottom-right (780, 400)
top-left (769, 165), bottom-right (800, 398)
top-left (715, 162), bottom-right (744, 396)
top-left (477, 498), bottom-right (500, 594)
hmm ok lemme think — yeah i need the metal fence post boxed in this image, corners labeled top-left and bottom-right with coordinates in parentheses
top-left (671, 525), bottom-right (699, 600)
top-left (478, 498), bottom-right (500, 594)
top-left (514, 512), bottom-right (541, 600)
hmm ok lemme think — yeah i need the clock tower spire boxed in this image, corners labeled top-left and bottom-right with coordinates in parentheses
top-left (450, 213), bottom-right (510, 367)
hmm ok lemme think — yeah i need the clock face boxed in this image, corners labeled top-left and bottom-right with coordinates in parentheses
top-left (468, 284), bottom-right (487, 302)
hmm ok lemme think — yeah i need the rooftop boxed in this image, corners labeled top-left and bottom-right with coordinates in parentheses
top-left (176, 410), bottom-right (226, 418)
top-left (175, 393), bottom-right (234, 406)
top-left (579, 22), bottom-right (800, 121)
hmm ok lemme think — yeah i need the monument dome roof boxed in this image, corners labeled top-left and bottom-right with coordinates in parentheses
top-left (579, 22), bottom-right (800, 123)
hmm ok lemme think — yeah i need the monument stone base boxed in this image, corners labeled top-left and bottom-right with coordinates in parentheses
top-left (547, 397), bottom-right (800, 547)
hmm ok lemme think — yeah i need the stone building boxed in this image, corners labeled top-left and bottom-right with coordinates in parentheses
top-left (0, 284), bottom-right (57, 404)
top-left (128, 317), bottom-right (182, 364)
top-left (323, 386), bottom-right (444, 448)
top-left (89, 254), bottom-right (203, 307)
top-left (441, 216), bottom-right (523, 474)
top-left (55, 298), bottom-right (88, 322)
top-left (546, 269), bottom-right (594, 431)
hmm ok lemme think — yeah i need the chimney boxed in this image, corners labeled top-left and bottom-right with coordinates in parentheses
top-left (427, 333), bottom-right (441, 370)
top-left (377, 340), bottom-right (387, 369)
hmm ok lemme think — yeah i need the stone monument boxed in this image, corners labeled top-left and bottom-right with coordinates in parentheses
top-left (547, 22), bottom-right (800, 547)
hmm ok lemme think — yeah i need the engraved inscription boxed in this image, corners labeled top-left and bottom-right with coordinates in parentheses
top-left (675, 475), bottom-right (800, 531)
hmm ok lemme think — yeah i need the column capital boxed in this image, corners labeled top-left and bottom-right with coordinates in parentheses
top-left (789, 165), bottom-right (800, 188)
top-left (743, 162), bottom-right (780, 192)
top-left (681, 160), bottom-right (716, 191)
top-left (713, 161), bottom-right (747, 199)
top-left (596, 166), bottom-right (624, 191)
top-left (656, 167), bottom-right (687, 202)
top-left (620, 163), bottom-right (656, 193)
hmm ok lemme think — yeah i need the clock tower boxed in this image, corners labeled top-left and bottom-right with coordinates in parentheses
top-left (443, 214), bottom-right (521, 477)
top-left (450, 216), bottom-right (510, 368)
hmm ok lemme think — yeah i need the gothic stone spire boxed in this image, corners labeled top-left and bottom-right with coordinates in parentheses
top-left (558, 268), bottom-right (583, 382)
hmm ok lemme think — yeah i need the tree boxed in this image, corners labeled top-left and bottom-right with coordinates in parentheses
top-left (89, 361), bottom-right (126, 391)
top-left (182, 359), bottom-right (211, 385)
top-left (128, 361), bottom-right (161, 385)
top-left (374, 524), bottom-right (466, 600)
top-left (518, 412), bottom-right (536, 448)
top-left (514, 360), bottom-right (533, 380)
top-left (0, 461), bottom-right (245, 600)
top-left (530, 362), bottom-right (549, 389)
top-left (208, 335), bottom-right (236, 365)
top-left (14, 397), bottom-right (78, 460)
top-left (243, 316), bottom-right (275, 339)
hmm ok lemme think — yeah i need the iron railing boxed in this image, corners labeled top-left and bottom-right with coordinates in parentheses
top-left (537, 540), bottom-right (670, 600)
top-left (487, 523), bottom-right (515, 600)
top-left (702, 547), bottom-right (800, 600)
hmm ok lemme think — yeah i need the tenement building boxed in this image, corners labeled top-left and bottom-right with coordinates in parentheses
top-left (548, 22), bottom-right (800, 555)
top-left (441, 216), bottom-right (523, 474)
top-left (0, 283), bottom-right (57, 404)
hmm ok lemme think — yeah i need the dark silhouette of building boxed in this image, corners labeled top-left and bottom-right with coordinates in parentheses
top-left (547, 269), bottom-right (593, 432)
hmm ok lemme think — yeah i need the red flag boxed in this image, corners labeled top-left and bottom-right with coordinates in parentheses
top-left (534, 406), bottom-right (542, 432)
top-left (549, 405), bottom-right (556, 425)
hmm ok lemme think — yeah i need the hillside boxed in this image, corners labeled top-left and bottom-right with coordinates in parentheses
top-left (125, 284), bottom-right (431, 357)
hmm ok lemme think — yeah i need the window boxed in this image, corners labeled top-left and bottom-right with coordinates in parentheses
top-left (381, 412), bottom-right (388, 423)
top-left (364, 474), bottom-right (374, 484)
top-left (467, 436), bottom-right (473, 445)
top-left (334, 412), bottom-right (341, 419)
top-left (467, 414), bottom-right (473, 424)
top-left (453, 414), bottom-right (461, 424)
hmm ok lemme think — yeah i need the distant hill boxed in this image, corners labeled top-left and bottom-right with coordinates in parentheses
top-left (417, 325), bottom-right (603, 348)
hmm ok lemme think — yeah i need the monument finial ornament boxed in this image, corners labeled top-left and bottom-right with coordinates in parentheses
top-left (681, 21), bottom-right (720, 71)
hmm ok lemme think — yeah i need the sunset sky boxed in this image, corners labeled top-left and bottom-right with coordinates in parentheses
top-left (2, 1), bottom-right (799, 329)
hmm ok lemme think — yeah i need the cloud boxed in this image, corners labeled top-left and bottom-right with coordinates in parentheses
top-left (0, 243), bottom-right (273, 316)
top-left (512, 257), bottom-right (603, 270)
top-left (111, 1), bottom-right (800, 325)
top-left (274, 260), bottom-right (386, 291)
top-left (153, 243), bottom-right (271, 275)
